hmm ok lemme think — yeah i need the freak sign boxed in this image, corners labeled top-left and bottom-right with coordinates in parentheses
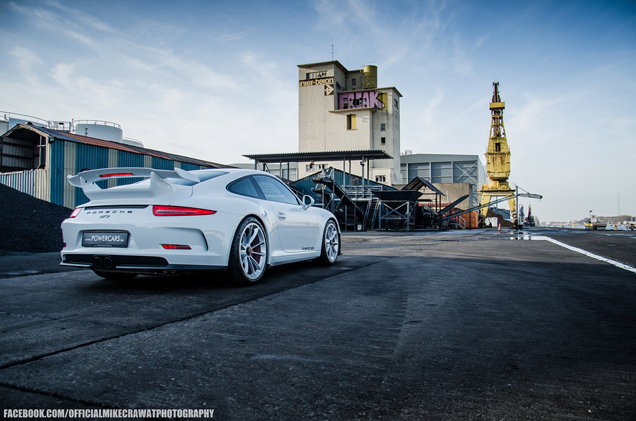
top-left (338, 91), bottom-right (385, 110)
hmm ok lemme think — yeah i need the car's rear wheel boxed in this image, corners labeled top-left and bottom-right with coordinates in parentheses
top-left (227, 217), bottom-right (268, 286)
top-left (318, 219), bottom-right (339, 265)
top-left (93, 270), bottom-right (138, 281)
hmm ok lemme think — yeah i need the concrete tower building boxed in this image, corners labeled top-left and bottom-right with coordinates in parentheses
top-left (297, 61), bottom-right (402, 184)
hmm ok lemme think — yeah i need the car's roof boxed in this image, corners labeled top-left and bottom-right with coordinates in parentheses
top-left (195, 168), bottom-right (261, 173)
top-left (194, 168), bottom-right (276, 178)
top-left (191, 168), bottom-right (289, 185)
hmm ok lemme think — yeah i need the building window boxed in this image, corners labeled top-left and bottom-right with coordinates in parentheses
top-left (347, 114), bottom-right (356, 130)
top-left (495, 143), bottom-right (501, 152)
top-left (352, 78), bottom-right (357, 86)
top-left (381, 137), bottom-right (386, 144)
top-left (381, 123), bottom-right (386, 131)
top-left (394, 98), bottom-right (399, 109)
top-left (375, 175), bottom-right (386, 182)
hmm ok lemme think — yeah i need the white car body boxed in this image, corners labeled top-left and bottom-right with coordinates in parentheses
top-left (60, 167), bottom-right (340, 284)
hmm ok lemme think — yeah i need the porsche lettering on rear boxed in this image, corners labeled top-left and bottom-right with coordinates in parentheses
top-left (60, 168), bottom-right (340, 285)
top-left (85, 210), bottom-right (133, 214)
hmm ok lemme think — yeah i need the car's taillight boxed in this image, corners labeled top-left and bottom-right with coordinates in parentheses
top-left (152, 205), bottom-right (216, 216)
top-left (70, 208), bottom-right (82, 218)
top-left (162, 244), bottom-right (192, 250)
top-left (99, 172), bottom-right (134, 178)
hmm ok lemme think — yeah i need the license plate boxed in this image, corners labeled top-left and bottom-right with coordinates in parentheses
top-left (82, 232), bottom-right (129, 247)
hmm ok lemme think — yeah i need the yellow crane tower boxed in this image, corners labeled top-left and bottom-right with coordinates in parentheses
top-left (479, 82), bottom-right (517, 226)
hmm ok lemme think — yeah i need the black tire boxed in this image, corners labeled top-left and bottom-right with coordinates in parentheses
top-left (227, 217), bottom-right (268, 286)
top-left (318, 219), bottom-right (339, 265)
top-left (93, 270), bottom-right (138, 281)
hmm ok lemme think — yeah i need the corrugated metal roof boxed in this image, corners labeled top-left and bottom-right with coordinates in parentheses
top-left (244, 150), bottom-right (393, 163)
top-left (400, 153), bottom-right (481, 164)
top-left (64, 132), bottom-right (143, 154)
top-left (5, 124), bottom-right (229, 168)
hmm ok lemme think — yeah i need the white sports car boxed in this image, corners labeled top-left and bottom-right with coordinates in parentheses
top-left (60, 167), bottom-right (340, 285)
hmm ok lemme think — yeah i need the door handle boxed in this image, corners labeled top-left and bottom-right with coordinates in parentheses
top-left (277, 212), bottom-right (286, 220)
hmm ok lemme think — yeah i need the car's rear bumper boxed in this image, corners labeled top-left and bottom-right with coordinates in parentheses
top-left (60, 251), bottom-right (227, 272)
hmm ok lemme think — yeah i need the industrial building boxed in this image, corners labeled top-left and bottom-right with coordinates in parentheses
top-left (400, 152), bottom-right (486, 209)
top-left (0, 114), bottom-right (226, 209)
top-left (297, 61), bottom-right (402, 185)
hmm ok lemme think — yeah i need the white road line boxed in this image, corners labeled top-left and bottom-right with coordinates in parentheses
top-left (545, 237), bottom-right (636, 274)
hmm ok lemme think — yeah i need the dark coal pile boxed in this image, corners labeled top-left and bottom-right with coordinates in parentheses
top-left (0, 183), bottom-right (72, 253)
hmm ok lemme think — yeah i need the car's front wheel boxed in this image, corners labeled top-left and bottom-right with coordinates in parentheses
top-left (227, 217), bottom-right (268, 286)
top-left (318, 219), bottom-right (339, 265)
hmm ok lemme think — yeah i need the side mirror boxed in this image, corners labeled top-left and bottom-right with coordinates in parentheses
top-left (302, 195), bottom-right (315, 210)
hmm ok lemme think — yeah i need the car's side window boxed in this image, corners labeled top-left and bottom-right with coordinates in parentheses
top-left (253, 175), bottom-right (299, 205)
top-left (227, 177), bottom-right (262, 199)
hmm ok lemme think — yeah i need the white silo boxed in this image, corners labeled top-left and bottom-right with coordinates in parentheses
top-left (74, 120), bottom-right (123, 143)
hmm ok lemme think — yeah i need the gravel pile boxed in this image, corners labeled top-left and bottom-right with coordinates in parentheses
top-left (486, 208), bottom-right (514, 228)
top-left (0, 183), bottom-right (72, 253)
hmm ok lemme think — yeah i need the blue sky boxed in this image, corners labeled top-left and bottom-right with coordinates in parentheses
top-left (1, 0), bottom-right (635, 222)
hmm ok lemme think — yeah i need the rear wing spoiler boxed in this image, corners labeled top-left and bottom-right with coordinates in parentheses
top-left (67, 167), bottom-right (200, 202)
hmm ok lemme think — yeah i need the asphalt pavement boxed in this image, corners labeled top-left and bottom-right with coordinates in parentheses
top-left (1, 227), bottom-right (635, 420)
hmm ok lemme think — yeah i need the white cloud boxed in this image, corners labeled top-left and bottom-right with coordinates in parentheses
top-left (219, 27), bottom-right (257, 43)
top-left (43, 0), bottom-right (117, 33)
top-left (474, 32), bottom-right (489, 48)
top-left (9, 46), bottom-right (43, 81)
top-left (314, 0), bottom-right (348, 26)
top-left (241, 52), bottom-right (277, 71)
top-left (127, 19), bottom-right (187, 46)
top-left (50, 63), bottom-right (76, 89)
top-left (178, 59), bottom-right (244, 90)
top-left (451, 35), bottom-right (473, 75)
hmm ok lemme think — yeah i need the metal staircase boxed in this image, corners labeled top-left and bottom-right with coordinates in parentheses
top-left (364, 196), bottom-right (380, 230)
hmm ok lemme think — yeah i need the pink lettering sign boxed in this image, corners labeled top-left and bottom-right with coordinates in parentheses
top-left (338, 92), bottom-right (384, 110)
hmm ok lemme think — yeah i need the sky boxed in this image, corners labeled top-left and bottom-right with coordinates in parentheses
top-left (0, 0), bottom-right (635, 223)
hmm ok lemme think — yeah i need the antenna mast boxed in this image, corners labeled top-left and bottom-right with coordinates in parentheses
top-left (331, 38), bottom-right (334, 60)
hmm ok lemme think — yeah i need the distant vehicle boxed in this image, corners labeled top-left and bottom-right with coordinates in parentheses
top-left (584, 215), bottom-right (608, 230)
top-left (60, 168), bottom-right (341, 285)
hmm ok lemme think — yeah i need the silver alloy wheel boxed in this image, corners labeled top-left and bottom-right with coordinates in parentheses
top-left (324, 221), bottom-right (339, 263)
top-left (239, 221), bottom-right (267, 280)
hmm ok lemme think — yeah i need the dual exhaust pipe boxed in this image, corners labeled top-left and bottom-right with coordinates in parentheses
top-left (93, 256), bottom-right (115, 269)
